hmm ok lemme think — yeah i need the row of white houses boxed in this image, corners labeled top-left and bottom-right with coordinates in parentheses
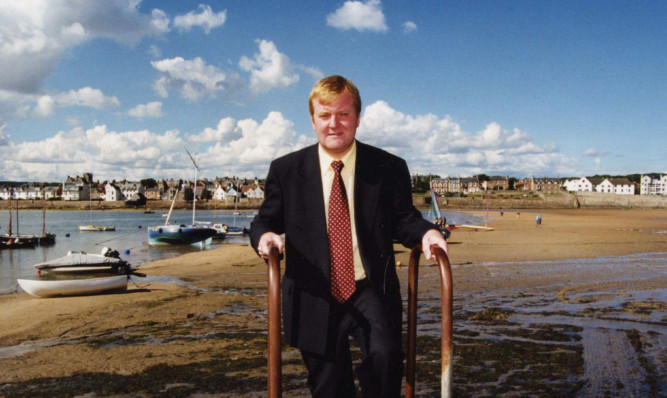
top-left (563, 177), bottom-right (635, 195)
top-left (0, 174), bottom-right (265, 201)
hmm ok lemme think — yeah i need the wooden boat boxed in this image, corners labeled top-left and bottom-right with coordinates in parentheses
top-left (2, 203), bottom-right (56, 247)
top-left (17, 275), bottom-right (128, 298)
top-left (78, 225), bottom-right (116, 232)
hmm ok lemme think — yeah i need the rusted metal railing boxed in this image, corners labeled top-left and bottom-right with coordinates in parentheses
top-left (267, 244), bottom-right (453, 398)
top-left (406, 245), bottom-right (453, 398)
top-left (267, 246), bottom-right (282, 398)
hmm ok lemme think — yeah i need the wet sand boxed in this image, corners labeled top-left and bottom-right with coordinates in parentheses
top-left (0, 208), bottom-right (665, 397)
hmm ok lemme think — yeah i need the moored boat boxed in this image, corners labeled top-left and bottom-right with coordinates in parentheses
top-left (79, 225), bottom-right (116, 232)
top-left (147, 224), bottom-right (216, 245)
top-left (17, 275), bottom-right (128, 298)
top-left (34, 247), bottom-right (130, 272)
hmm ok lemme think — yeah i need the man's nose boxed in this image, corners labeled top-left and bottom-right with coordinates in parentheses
top-left (328, 114), bottom-right (339, 127)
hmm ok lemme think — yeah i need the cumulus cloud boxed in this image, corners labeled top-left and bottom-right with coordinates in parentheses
top-left (196, 111), bottom-right (309, 176)
top-left (0, 1), bottom-right (221, 124)
top-left (0, 124), bottom-right (9, 145)
top-left (173, 4), bottom-right (226, 34)
top-left (583, 148), bottom-right (609, 157)
top-left (239, 40), bottom-right (300, 94)
top-left (128, 101), bottom-right (164, 119)
top-left (0, 0), bottom-right (166, 95)
top-left (4, 124), bottom-right (187, 181)
top-left (326, 0), bottom-right (389, 33)
top-left (358, 100), bottom-right (577, 177)
top-left (402, 21), bottom-right (417, 33)
top-left (152, 57), bottom-right (243, 100)
top-left (31, 87), bottom-right (120, 117)
top-left (189, 117), bottom-right (242, 143)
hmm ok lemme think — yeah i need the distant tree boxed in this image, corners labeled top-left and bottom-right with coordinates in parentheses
top-left (475, 174), bottom-right (490, 182)
top-left (508, 177), bottom-right (518, 190)
top-left (141, 178), bottom-right (158, 188)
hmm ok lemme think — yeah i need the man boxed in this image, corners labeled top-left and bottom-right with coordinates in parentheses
top-left (251, 75), bottom-right (447, 397)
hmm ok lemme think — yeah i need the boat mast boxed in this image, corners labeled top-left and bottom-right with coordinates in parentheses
top-left (185, 148), bottom-right (201, 225)
top-left (7, 193), bottom-right (12, 236)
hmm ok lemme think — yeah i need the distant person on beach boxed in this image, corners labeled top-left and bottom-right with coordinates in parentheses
top-left (251, 75), bottom-right (448, 398)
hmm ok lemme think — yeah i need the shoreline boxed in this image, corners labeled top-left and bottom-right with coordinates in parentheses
top-left (0, 208), bottom-right (665, 396)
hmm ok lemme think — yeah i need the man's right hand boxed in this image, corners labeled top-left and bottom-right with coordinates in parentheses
top-left (257, 232), bottom-right (285, 259)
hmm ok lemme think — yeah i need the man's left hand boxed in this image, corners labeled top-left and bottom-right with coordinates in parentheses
top-left (421, 229), bottom-right (448, 261)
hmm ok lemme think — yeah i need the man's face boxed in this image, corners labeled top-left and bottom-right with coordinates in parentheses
top-left (311, 92), bottom-right (360, 159)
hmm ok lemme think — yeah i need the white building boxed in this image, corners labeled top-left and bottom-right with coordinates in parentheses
top-left (104, 182), bottom-right (122, 201)
top-left (565, 177), bottom-right (602, 193)
top-left (597, 178), bottom-right (635, 195)
top-left (640, 174), bottom-right (667, 195)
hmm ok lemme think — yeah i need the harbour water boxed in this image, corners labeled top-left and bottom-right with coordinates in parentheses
top-left (0, 209), bottom-right (254, 295)
top-left (0, 209), bottom-right (478, 296)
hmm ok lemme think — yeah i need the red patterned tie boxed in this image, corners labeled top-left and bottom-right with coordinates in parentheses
top-left (328, 160), bottom-right (356, 303)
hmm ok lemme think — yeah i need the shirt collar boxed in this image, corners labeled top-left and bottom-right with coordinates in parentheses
top-left (318, 141), bottom-right (357, 172)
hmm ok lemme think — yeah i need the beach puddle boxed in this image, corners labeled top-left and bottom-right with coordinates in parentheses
top-left (404, 252), bottom-right (666, 396)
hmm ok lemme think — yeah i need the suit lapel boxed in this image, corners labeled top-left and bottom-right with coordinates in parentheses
top-left (296, 146), bottom-right (330, 274)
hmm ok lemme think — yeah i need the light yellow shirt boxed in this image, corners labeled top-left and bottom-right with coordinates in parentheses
top-left (318, 142), bottom-right (366, 281)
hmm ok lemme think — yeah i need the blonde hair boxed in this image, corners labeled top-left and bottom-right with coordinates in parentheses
top-left (309, 75), bottom-right (361, 117)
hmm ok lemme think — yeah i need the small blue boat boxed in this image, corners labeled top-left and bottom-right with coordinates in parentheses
top-left (147, 224), bottom-right (216, 246)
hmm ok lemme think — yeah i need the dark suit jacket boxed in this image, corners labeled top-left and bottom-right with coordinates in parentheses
top-left (250, 141), bottom-right (434, 355)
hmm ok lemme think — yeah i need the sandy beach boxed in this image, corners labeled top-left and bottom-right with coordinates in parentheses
top-left (0, 208), bottom-right (665, 397)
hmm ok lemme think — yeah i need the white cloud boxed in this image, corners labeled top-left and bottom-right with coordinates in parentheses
top-left (150, 9), bottom-right (171, 33)
top-left (128, 101), bottom-right (164, 119)
top-left (583, 148), bottom-right (609, 157)
top-left (152, 57), bottom-right (243, 100)
top-left (30, 87), bottom-right (120, 118)
top-left (326, 0), bottom-right (389, 33)
top-left (239, 40), bottom-right (300, 94)
top-left (0, 124), bottom-right (9, 145)
top-left (197, 111), bottom-right (308, 176)
top-left (189, 117), bottom-right (242, 143)
top-left (358, 100), bottom-right (577, 177)
top-left (402, 21), bottom-right (417, 33)
top-left (173, 4), bottom-right (226, 34)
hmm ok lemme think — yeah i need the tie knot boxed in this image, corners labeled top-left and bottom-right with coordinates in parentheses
top-left (331, 160), bottom-right (344, 174)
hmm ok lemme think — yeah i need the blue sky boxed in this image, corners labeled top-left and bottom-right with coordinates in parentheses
top-left (0, 0), bottom-right (664, 183)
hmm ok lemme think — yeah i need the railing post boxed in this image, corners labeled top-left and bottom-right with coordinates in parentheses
top-left (267, 246), bottom-right (282, 398)
top-left (405, 245), bottom-right (453, 398)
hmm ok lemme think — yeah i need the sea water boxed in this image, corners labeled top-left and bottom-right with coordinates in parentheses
top-left (0, 209), bottom-right (253, 295)
top-left (0, 209), bottom-right (479, 295)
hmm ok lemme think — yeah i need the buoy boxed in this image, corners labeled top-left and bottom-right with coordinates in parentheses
top-left (396, 260), bottom-right (402, 269)
top-left (124, 249), bottom-right (130, 255)
top-left (138, 225), bottom-right (142, 229)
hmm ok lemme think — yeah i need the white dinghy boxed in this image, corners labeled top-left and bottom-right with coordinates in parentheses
top-left (17, 275), bottom-right (128, 298)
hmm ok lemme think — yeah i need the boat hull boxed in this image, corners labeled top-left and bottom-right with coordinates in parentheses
top-left (79, 225), bottom-right (116, 232)
top-left (17, 275), bottom-right (128, 298)
top-left (147, 225), bottom-right (217, 245)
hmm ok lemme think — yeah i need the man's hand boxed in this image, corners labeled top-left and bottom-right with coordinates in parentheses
top-left (257, 232), bottom-right (285, 259)
top-left (421, 228), bottom-right (448, 261)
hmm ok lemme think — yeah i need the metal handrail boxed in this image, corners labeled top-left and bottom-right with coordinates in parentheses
top-left (267, 246), bottom-right (282, 398)
top-left (266, 244), bottom-right (453, 398)
top-left (406, 245), bottom-right (453, 398)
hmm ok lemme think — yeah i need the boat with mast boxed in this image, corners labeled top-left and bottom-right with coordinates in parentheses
top-left (1, 197), bottom-right (56, 248)
top-left (147, 149), bottom-right (216, 245)
top-left (79, 183), bottom-right (115, 232)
